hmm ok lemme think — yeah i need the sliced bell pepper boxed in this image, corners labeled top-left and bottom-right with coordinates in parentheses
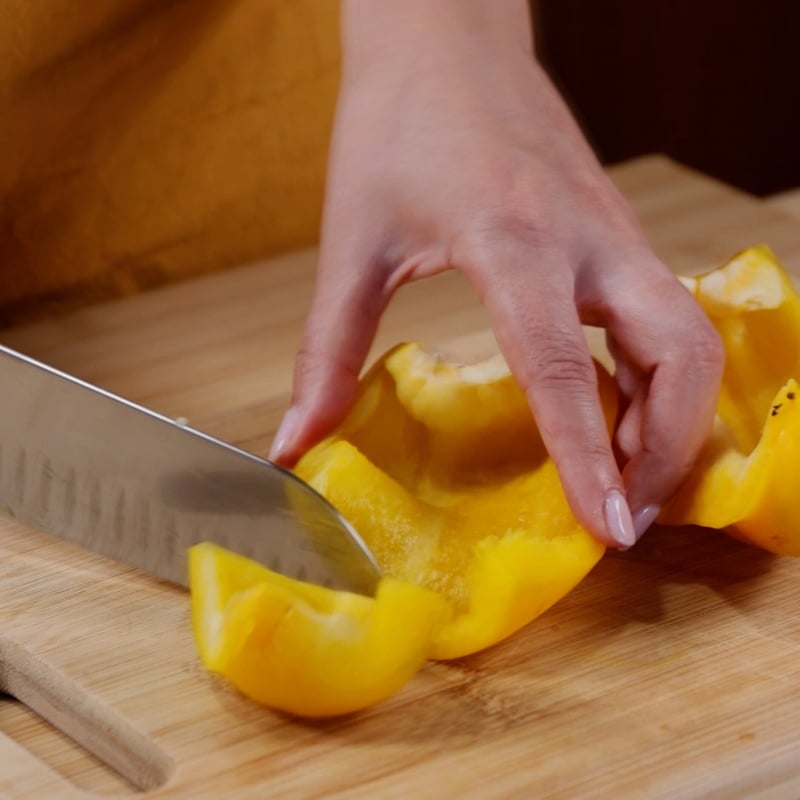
top-left (189, 345), bottom-right (614, 715)
top-left (661, 246), bottom-right (800, 554)
top-left (189, 543), bottom-right (447, 717)
top-left (294, 344), bottom-right (613, 659)
top-left (189, 244), bottom-right (800, 716)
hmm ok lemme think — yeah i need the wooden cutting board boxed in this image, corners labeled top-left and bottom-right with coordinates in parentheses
top-left (1, 156), bottom-right (799, 799)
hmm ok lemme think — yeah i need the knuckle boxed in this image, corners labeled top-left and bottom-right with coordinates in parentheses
top-left (524, 335), bottom-right (596, 395)
top-left (552, 441), bottom-right (613, 478)
top-left (451, 179), bottom-right (557, 273)
top-left (677, 316), bottom-right (725, 382)
top-left (457, 213), bottom-right (549, 278)
top-left (471, 193), bottom-right (548, 238)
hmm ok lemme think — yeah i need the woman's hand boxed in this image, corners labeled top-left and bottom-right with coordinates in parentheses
top-left (270, 0), bottom-right (723, 549)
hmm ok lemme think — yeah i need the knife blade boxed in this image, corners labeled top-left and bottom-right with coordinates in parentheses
top-left (0, 345), bottom-right (380, 595)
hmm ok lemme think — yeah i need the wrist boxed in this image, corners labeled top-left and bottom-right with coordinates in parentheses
top-left (341, 0), bottom-right (534, 79)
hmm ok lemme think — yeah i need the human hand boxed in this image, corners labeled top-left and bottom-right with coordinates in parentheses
top-left (270, 0), bottom-right (723, 549)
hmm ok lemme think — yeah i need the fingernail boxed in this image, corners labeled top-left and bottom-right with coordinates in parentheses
top-left (603, 489), bottom-right (636, 548)
top-left (269, 407), bottom-right (301, 462)
top-left (632, 504), bottom-right (661, 540)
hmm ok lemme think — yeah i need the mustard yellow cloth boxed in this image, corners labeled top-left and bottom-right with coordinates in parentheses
top-left (1, 0), bottom-right (339, 321)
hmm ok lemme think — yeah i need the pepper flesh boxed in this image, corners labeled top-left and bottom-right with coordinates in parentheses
top-left (295, 344), bottom-right (613, 659)
top-left (661, 246), bottom-right (800, 554)
top-left (189, 345), bottom-right (613, 716)
top-left (189, 543), bottom-right (447, 717)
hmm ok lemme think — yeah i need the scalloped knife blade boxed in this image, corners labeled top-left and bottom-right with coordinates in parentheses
top-left (0, 345), bottom-right (380, 595)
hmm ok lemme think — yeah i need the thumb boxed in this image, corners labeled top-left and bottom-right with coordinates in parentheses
top-left (269, 244), bottom-right (387, 467)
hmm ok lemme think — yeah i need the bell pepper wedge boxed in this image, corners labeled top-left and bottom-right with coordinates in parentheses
top-left (661, 246), bottom-right (800, 554)
top-left (189, 543), bottom-right (447, 717)
top-left (296, 438), bottom-right (606, 660)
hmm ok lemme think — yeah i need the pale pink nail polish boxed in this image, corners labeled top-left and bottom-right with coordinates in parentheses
top-left (269, 407), bottom-right (300, 462)
top-left (632, 504), bottom-right (661, 539)
top-left (603, 489), bottom-right (636, 548)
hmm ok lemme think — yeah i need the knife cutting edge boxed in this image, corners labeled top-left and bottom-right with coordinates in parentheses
top-left (0, 344), bottom-right (381, 595)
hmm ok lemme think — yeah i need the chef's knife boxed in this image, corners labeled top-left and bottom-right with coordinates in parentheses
top-left (0, 345), bottom-right (380, 594)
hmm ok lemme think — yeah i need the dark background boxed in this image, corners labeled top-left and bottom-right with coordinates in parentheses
top-left (532, 1), bottom-right (800, 195)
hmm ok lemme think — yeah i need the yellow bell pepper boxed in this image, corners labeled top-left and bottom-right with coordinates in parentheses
top-left (189, 543), bottom-right (447, 717)
top-left (190, 345), bottom-right (614, 715)
top-left (661, 246), bottom-right (800, 554)
top-left (294, 344), bottom-right (613, 660)
top-left (190, 244), bottom-right (800, 716)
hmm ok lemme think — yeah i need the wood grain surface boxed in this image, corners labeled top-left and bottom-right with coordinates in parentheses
top-left (766, 188), bottom-right (800, 221)
top-left (0, 156), bottom-right (799, 799)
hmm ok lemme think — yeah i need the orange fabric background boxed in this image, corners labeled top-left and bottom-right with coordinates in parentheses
top-left (1, 0), bottom-right (340, 323)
